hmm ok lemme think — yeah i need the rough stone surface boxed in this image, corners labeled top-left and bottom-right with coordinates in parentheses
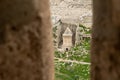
top-left (62, 27), bottom-right (72, 50)
top-left (91, 0), bottom-right (120, 80)
top-left (0, 0), bottom-right (54, 80)
top-left (56, 21), bottom-right (77, 48)
top-left (50, 0), bottom-right (92, 48)
top-left (0, 0), bottom-right (37, 26)
top-left (50, 0), bottom-right (92, 27)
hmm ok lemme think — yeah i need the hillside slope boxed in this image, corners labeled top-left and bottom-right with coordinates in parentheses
top-left (50, 0), bottom-right (92, 27)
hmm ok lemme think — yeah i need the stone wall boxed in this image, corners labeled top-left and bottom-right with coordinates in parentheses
top-left (0, 0), bottom-right (54, 80)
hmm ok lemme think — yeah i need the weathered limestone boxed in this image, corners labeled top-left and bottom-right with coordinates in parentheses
top-left (56, 21), bottom-right (77, 48)
top-left (62, 27), bottom-right (72, 50)
top-left (0, 0), bottom-right (54, 80)
top-left (75, 26), bottom-right (81, 44)
top-left (92, 0), bottom-right (120, 80)
top-left (50, 0), bottom-right (92, 28)
top-left (50, 0), bottom-right (63, 5)
top-left (53, 19), bottom-right (86, 49)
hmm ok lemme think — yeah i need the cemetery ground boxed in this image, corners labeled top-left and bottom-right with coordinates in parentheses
top-left (54, 38), bottom-right (90, 80)
top-left (54, 25), bottom-right (91, 80)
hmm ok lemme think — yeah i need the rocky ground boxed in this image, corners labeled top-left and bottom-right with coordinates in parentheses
top-left (50, 0), bottom-right (92, 27)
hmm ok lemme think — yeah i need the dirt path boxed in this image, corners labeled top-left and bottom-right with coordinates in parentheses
top-left (55, 57), bottom-right (90, 65)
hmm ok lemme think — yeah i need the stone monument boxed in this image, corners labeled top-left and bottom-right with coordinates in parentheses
top-left (62, 27), bottom-right (72, 50)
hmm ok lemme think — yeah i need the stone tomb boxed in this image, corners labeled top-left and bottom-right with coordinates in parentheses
top-left (62, 27), bottom-right (73, 50)
top-left (56, 21), bottom-right (77, 48)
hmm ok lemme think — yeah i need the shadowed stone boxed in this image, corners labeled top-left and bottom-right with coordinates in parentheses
top-left (0, 0), bottom-right (54, 80)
